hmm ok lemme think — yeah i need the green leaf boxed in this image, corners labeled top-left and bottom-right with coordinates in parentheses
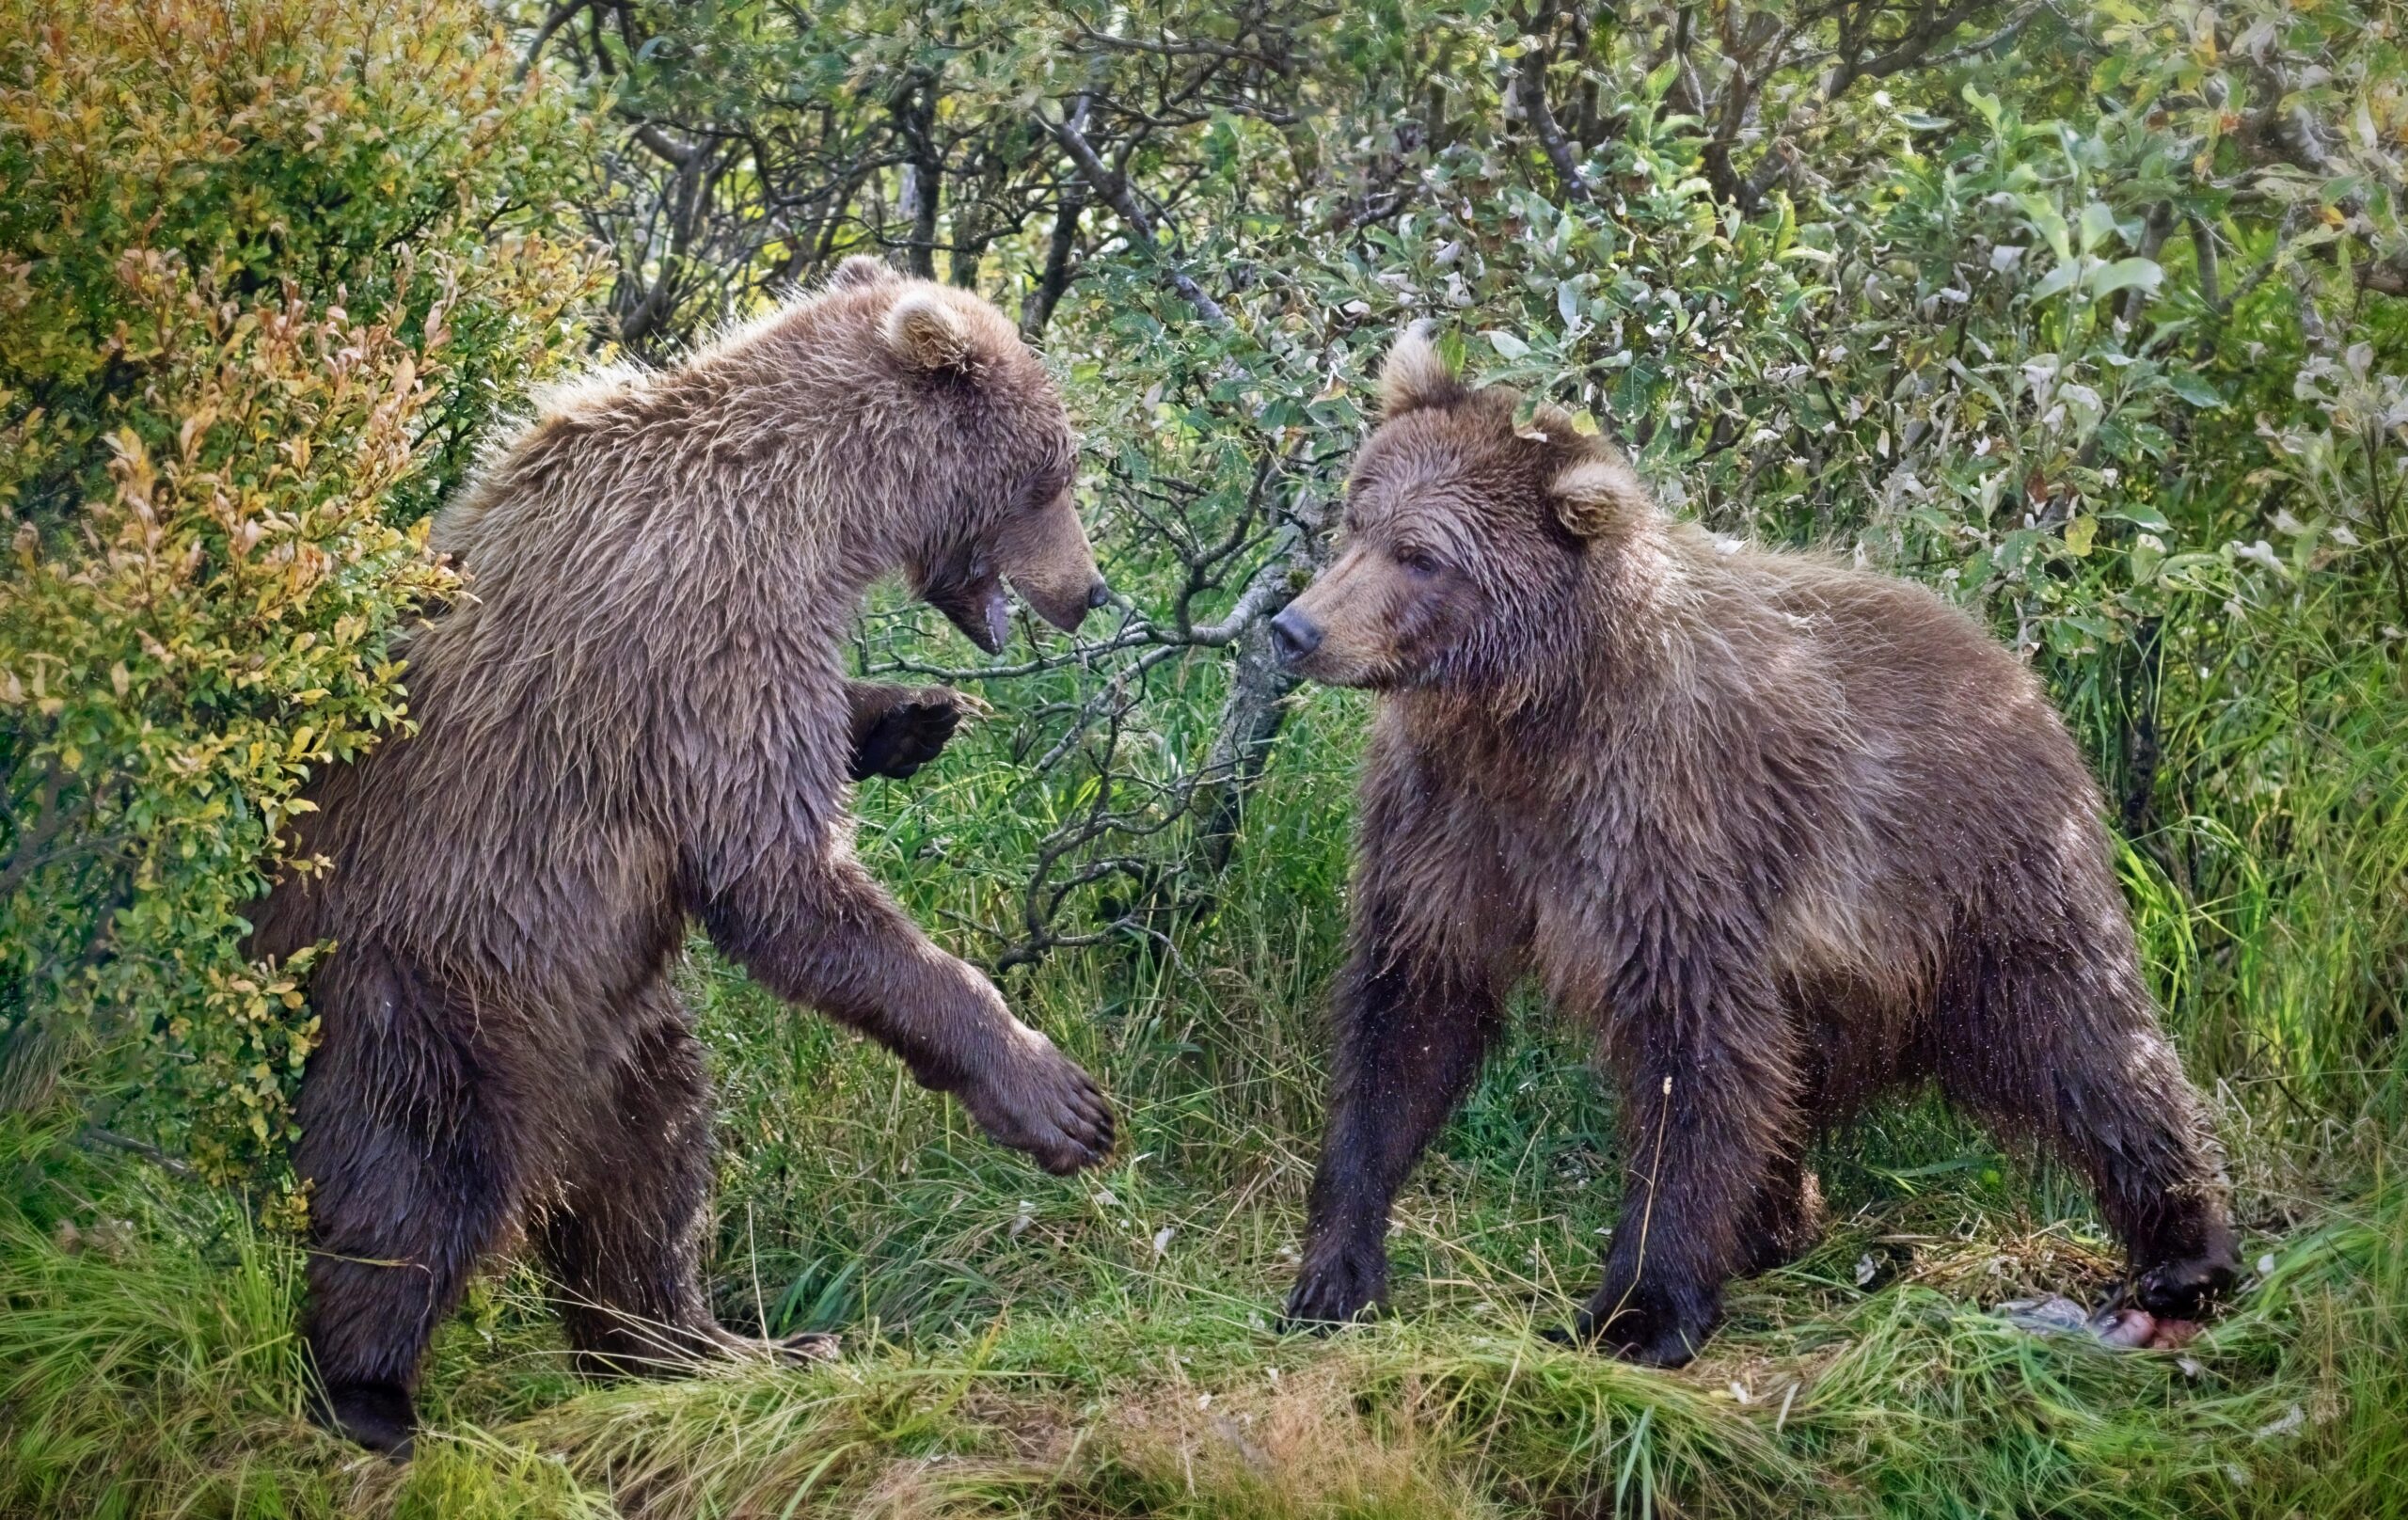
top-left (1962, 84), bottom-right (2004, 132)
top-left (2085, 258), bottom-right (2162, 298)
top-left (2017, 195), bottom-right (2073, 263)
top-left (1998, 528), bottom-right (2044, 575)
top-left (1484, 329), bottom-right (1530, 361)
top-left (2031, 261), bottom-right (2083, 302)
top-left (2129, 535), bottom-right (2165, 583)
top-left (2078, 202), bottom-right (2118, 256)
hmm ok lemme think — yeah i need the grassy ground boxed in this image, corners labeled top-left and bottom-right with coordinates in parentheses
top-left (4, 645), bottom-right (2402, 1518)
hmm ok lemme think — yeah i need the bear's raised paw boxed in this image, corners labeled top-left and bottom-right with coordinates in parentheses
top-left (850, 688), bottom-right (963, 782)
top-left (951, 1030), bottom-right (1115, 1176)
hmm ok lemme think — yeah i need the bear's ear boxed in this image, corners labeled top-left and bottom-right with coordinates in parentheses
top-left (1549, 453), bottom-right (1653, 539)
top-left (884, 290), bottom-right (975, 374)
top-left (831, 254), bottom-right (896, 291)
top-left (1378, 321), bottom-right (1466, 418)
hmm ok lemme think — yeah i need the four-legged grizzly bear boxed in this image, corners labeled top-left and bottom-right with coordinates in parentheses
top-left (252, 257), bottom-right (1117, 1454)
top-left (1273, 325), bottom-right (2237, 1365)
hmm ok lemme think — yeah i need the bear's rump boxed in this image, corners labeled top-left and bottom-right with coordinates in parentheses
top-left (301, 919), bottom-right (687, 1144)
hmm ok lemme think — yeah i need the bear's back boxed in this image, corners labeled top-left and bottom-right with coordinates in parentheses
top-left (1723, 545), bottom-right (2114, 910)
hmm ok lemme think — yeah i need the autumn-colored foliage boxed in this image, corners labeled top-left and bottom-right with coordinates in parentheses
top-left (0, 0), bottom-right (598, 1215)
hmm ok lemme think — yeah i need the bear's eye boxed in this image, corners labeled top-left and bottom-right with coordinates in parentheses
top-left (1396, 546), bottom-right (1444, 578)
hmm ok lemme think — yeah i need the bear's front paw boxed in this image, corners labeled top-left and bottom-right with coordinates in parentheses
top-left (1281, 1233), bottom-right (1387, 1333)
top-left (309, 1379), bottom-right (417, 1459)
top-left (953, 1028), bottom-right (1115, 1175)
top-left (1557, 1279), bottom-right (1718, 1368)
top-left (850, 687), bottom-right (962, 782)
top-left (2136, 1249), bottom-right (2240, 1322)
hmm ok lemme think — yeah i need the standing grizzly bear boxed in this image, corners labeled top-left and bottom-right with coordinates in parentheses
top-left (1273, 325), bottom-right (2237, 1365)
top-left (252, 258), bottom-right (1117, 1454)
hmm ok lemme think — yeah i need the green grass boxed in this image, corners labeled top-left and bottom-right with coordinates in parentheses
top-left (3, 1117), bottom-right (2401, 1518)
top-left (3, 642), bottom-right (2401, 1518)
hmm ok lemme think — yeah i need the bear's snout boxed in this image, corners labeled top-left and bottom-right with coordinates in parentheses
top-left (994, 493), bottom-right (1107, 637)
top-left (1270, 606), bottom-right (1323, 665)
top-left (1012, 572), bottom-right (1110, 636)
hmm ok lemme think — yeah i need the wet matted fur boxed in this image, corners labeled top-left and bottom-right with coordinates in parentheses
top-left (252, 259), bottom-right (1117, 1455)
top-left (1273, 325), bottom-right (2238, 1366)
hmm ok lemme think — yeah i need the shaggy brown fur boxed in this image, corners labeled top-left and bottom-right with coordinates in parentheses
top-left (253, 258), bottom-right (1117, 1455)
top-left (1273, 325), bottom-right (2237, 1366)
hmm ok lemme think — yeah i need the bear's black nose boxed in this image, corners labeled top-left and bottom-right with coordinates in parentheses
top-left (1270, 607), bottom-right (1322, 664)
top-left (1086, 577), bottom-right (1112, 610)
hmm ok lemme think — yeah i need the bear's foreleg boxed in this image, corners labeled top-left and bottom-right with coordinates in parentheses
top-left (295, 950), bottom-right (532, 1456)
top-left (1567, 960), bottom-right (1799, 1367)
top-left (1283, 901), bottom-right (1506, 1332)
top-left (700, 856), bottom-right (1113, 1175)
top-left (1935, 936), bottom-right (2237, 1320)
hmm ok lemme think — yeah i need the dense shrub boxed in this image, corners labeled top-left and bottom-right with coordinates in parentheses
top-left (544, 4), bottom-right (2406, 1089)
top-left (0, 0), bottom-right (598, 1214)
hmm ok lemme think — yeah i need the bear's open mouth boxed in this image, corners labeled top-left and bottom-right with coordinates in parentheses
top-left (925, 569), bottom-right (1011, 654)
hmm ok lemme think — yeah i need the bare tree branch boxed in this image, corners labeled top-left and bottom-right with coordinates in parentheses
top-left (1040, 107), bottom-right (1231, 327)
top-left (1514, 0), bottom-right (1592, 202)
top-left (516, 0), bottom-right (590, 80)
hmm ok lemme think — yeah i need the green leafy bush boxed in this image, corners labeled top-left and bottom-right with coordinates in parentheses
top-left (0, 0), bottom-right (598, 1216)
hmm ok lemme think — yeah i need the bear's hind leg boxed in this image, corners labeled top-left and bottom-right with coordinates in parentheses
top-left (1737, 1015), bottom-right (1846, 1276)
top-left (536, 989), bottom-right (835, 1377)
top-left (296, 955), bottom-right (531, 1457)
top-left (1736, 1145), bottom-right (1824, 1276)
top-left (1936, 936), bottom-right (2237, 1320)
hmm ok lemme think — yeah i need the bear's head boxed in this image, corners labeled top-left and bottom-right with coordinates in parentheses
top-left (1270, 323), bottom-right (1656, 696)
top-left (826, 255), bottom-right (1110, 654)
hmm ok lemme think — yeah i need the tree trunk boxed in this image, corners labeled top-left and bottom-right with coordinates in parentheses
top-left (1022, 183), bottom-right (1087, 338)
top-left (896, 79), bottom-right (943, 279)
top-left (1193, 619), bottom-right (1301, 880)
